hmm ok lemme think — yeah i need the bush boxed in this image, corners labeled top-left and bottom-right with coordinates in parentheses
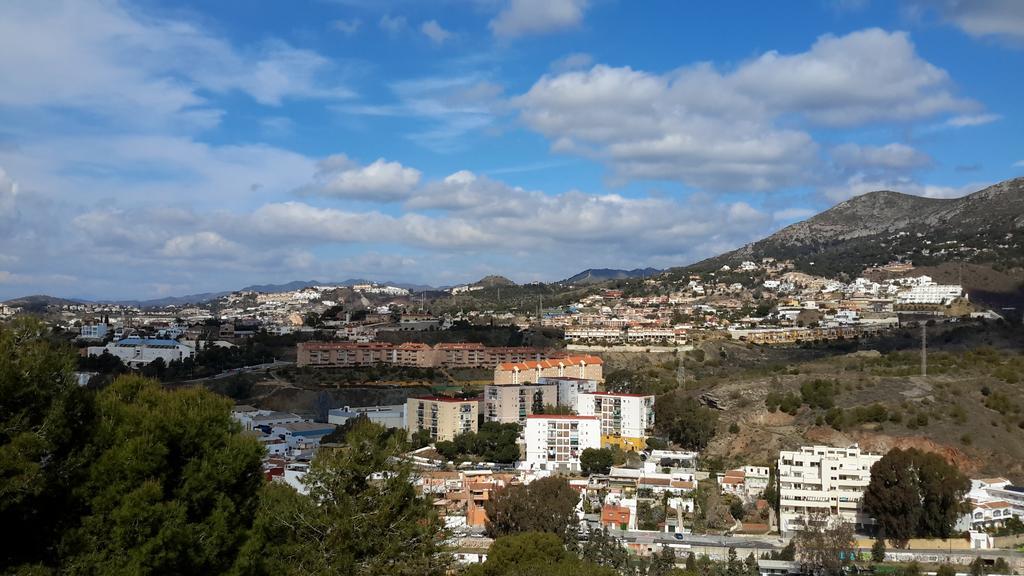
top-left (728, 422), bottom-right (740, 434)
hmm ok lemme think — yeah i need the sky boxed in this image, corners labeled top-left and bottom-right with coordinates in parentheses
top-left (0, 0), bottom-right (1022, 300)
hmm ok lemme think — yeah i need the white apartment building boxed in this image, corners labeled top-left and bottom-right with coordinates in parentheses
top-left (777, 445), bottom-right (881, 535)
top-left (523, 414), bottom-right (600, 473)
top-left (537, 376), bottom-right (599, 410)
top-left (576, 392), bottom-right (655, 451)
top-left (78, 323), bottom-right (108, 340)
top-left (87, 337), bottom-right (194, 368)
top-left (896, 284), bottom-right (963, 305)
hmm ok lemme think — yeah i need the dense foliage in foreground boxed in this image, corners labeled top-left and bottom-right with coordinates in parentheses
top-left (0, 319), bottom-right (444, 575)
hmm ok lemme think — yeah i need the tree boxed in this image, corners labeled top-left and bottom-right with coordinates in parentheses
top-left (239, 418), bottom-right (447, 575)
top-left (937, 564), bottom-right (956, 576)
top-left (871, 537), bottom-right (886, 563)
top-left (61, 375), bottom-right (266, 574)
top-left (650, 546), bottom-right (677, 576)
top-left (863, 448), bottom-right (970, 547)
top-left (969, 557), bottom-right (987, 576)
top-left (793, 511), bottom-right (855, 576)
top-left (465, 532), bottom-right (618, 576)
top-left (744, 553), bottom-right (760, 576)
top-left (654, 392), bottom-right (718, 451)
top-left (580, 448), bottom-right (615, 476)
top-left (0, 318), bottom-right (92, 571)
top-left (485, 477), bottom-right (579, 540)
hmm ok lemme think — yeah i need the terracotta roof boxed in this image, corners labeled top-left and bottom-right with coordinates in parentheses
top-left (497, 355), bottom-right (604, 371)
top-left (977, 500), bottom-right (1011, 509)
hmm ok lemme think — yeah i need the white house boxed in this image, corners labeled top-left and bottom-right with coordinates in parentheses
top-left (576, 392), bottom-right (655, 450)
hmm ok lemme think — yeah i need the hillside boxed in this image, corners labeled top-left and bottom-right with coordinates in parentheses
top-left (563, 268), bottom-right (662, 285)
top-left (685, 177), bottom-right (1024, 284)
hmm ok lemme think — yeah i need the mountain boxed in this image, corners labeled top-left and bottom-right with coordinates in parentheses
top-left (686, 177), bottom-right (1024, 282)
top-left (2, 295), bottom-right (86, 313)
top-left (474, 275), bottom-right (516, 287)
top-left (563, 268), bottom-right (662, 285)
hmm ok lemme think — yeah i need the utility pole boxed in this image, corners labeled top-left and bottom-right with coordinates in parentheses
top-left (921, 323), bottom-right (927, 378)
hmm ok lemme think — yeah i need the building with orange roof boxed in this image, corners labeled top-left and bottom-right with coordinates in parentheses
top-left (493, 354), bottom-right (604, 385)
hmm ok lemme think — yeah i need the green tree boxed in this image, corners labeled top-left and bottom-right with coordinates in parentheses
top-left (580, 448), bottom-right (615, 476)
top-left (61, 375), bottom-right (266, 575)
top-left (937, 564), bottom-right (956, 576)
top-left (744, 552), bottom-right (760, 576)
top-left (871, 537), bottom-right (886, 563)
top-left (465, 532), bottom-right (617, 576)
top-left (654, 393), bottom-right (718, 451)
top-left (239, 418), bottom-right (447, 575)
top-left (485, 476), bottom-right (579, 540)
top-left (969, 556), bottom-right (987, 576)
top-left (0, 318), bottom-right (92, 571)
top-left (863, 448), bottom-right (970, 547)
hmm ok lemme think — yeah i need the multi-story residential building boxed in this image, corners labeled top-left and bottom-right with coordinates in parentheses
top-left (86, 337), bottom-right (194, 368)
top-left (523, 414), bottom-right (600, 473)
top-left (296, 341), bottom-right (547, 369)
top-left (493, 355), bottom-right (604, 385)
top-left (777, 445), bottom-right (882, 535)
top-left (484, 382), bottom-right (557, 425)
top-left (406, 396), bottom-right (479, 442)
top-left (576, 392), bottom-right (655, 451)
top-left (78, 323), bottom-right (108, 341)
top-left (537, 376), bottom-right (599, 409)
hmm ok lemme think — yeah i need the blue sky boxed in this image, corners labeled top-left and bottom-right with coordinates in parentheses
top-left (0, 0), bottom-right (1022, 300)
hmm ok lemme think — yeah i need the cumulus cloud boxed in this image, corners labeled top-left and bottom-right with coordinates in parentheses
top-left (821, 174), bottom-right (984, 201)
top-left (515, 29), bottom-right (978, 191)
top-left (832, 143), bottom-right (932, 171)
top-left (914, 0), bottom-right (1024, 42)
top-left (161, 232), bottom-right (242, 259)
top-left (550, 52), bottom-right (593, 72)
top-left (299, 154), bottom-right (422, 201)
top-left (490, 0), bottom-right (589, 38)
top-left (0, 1), bottom-right (352, 129)
top-left (421, 20), bottom-right (452, 44)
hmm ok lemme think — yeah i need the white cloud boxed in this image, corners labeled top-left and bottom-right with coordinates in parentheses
top-left (945, 113), bottom-right (1001, 127)
top-left (550, 52), bottom-right (593, 72)
top-left (161, 232), bottom-right (242, 259)
top-left (515, 29), bottom-right (979, 190)
top-left (0, 167), bottom-right (17, 216)
top-left (821, 174), bottom-right (983, 201)
top-left (299, 154), bottom-right (422, 201)
top-left (337, 75), bottom-right (504, 150)
top-left (773, 207), bottom-right (817, 222)
top-left (421, 20), bottom-right (452, 44)
top-left (332, 18), bottom-right (362, 36)
top-left (1013, 160), bottom-right (1024, 168)
top-left (916, 0), bottom-right (1024, 41)
top-left (832, 143), bottom-right (932, 170)
top-left (490, 0), bottom-right (589, 38)
top-left (0, 1), bottom-right (352, 129)
top-left (379, 14), bottom-right (408, 34)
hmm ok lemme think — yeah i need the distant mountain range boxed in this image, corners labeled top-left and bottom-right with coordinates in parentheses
top-left (685, 177), bottom-right (1024, 281)
top-left (562, 268), bottom-right (662, 284)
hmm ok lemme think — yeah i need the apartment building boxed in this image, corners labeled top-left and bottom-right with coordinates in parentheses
top-left (493, 355), bottom-right (604, 385)
top-left (484, 382), bottom-right (557, 425)
top-left (86, 337), bottom-right (194, 368)
top-left (537, 376), bottom-right (599, 410)
top-left (296, 341), bottom-right (546, 369)
top-left (406, 396), bottom-right (480, 442)
top-left (523, 414), bottom-right (600, 472)
top-left (777, 445), bottom-right (881, 535)
top-left (576, 392), bottom-right (655, 450)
